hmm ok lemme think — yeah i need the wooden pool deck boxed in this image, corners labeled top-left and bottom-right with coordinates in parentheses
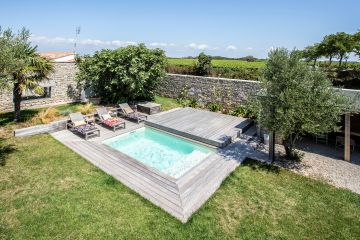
top-left (51, 108), bottom-right (266, 222)
top-left (146, 107), bottom-right (253, 147)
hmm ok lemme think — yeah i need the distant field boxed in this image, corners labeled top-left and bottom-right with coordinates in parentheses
top-left (167, 58), bottom-right (266, 70)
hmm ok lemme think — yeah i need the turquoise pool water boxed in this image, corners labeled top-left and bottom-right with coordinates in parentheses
top-left (103, 127), bottom-right (215, 178)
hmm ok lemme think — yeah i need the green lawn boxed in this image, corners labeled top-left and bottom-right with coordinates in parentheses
top-left (1, 133), bottom-right (359, 239)
top-left (154, 96), bottom-right (182, 111)
top-left (1, 99), bottom-right (360, 239)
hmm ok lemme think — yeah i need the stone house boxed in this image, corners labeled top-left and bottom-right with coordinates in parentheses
top-left (0, 52), bottom-right (80, 112)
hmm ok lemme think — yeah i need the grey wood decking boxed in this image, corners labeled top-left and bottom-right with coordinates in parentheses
top-left (145, 107), bottom-right (253, 147)
top-left (50, 108), bottom-right (265, 222)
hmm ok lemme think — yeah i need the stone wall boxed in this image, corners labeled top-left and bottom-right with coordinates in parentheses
top-left (0, 63), bottom-right (79, 112)
top-left (156, 74), bottom-right (261, 107)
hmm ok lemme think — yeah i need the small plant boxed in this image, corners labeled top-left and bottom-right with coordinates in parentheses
top-left (207, 102), bottom-right (222, 112)
top-left (31, 108), bottom-right (60, 124)
top-left (188, 98), bottom-right (198, 108)
top-left (230, 105), bottom-right (249, 117)
top-left (76, 103), bottom-right (95, 114)
top-left (177, 84), bottom-right (189, 107)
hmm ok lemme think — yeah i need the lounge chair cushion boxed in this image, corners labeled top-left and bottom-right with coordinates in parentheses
top-left (123, 106), bottom-right (134, 114)
top-left (101, 113), bottom-right (112, 120)
top-left (74, 124), bottom-right (96, 134)
top-left (102, 118), bottom-right (123, 127)
top-left (73, 120), bottom-right (86, 127)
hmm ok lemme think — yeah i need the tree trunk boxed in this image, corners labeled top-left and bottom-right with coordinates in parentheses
top-left (329, 55), bottom-right (332, 66)
top-left (339, 55), bottom-right (343, 67)
top-left (282, 134), bottom-right (300, 160)
top-left (313, 59), bottom-right (317, 68)
top-left (13, 82), bottom-right (22, 122)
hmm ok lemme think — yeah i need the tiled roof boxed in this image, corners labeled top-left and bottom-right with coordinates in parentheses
top-left (38, 52), bottom-right (75, 62)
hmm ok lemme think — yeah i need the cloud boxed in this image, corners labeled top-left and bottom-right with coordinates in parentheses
top-left (226, 45), bottom-right (238, 50)
top-left (148, 42), bottom-right (176, 48)
top-left (188, 43), bottom-right (209, 50)
top-left (30, 35), bottom-right (136, 47)
top-left (30, 35), bottom-right (75, 44)
top-left (246, 47), bottom-right (253, 50)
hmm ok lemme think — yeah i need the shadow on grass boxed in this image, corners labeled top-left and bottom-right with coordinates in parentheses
top-left (0, 109), bottom-right (40, 127)
top-left (242, 158), bottom-right (280, 174)
top-left (0, 138), bottom-right (16, 167)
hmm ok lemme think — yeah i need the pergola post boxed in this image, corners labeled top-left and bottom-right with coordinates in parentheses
top-left (269, 131), bottom-right (275, 163)
top-left (344, 113), bottom-right (351, 162)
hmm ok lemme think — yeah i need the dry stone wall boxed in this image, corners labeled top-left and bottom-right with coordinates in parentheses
top-left (156, 74), bottom-right (261, 107)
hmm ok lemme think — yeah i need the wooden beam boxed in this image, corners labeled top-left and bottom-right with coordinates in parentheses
top-left (269, 132), bottom-right (275, 163)
top-left (344, 113), bottom-right (351, 162)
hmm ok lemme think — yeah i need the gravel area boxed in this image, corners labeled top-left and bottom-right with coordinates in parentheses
top-left (270, 139), bottom-right (360, 194)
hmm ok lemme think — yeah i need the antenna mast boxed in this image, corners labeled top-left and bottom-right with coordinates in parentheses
top-left (74, 26), bottom-right (81, 54)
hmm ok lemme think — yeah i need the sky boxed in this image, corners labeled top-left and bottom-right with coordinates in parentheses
top-left (1, 0), bottom-right (359, 59)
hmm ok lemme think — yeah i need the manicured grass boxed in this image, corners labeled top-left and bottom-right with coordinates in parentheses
top-left (1, 134), bottom-right (359, 239)
top-left (154, 95), bottom-right (182, 111)
top-left (167, 58), bottom-right (266, 70)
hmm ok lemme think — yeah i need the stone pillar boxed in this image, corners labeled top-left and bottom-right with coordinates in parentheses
top-left (344, 113), bottom-right (351, 162)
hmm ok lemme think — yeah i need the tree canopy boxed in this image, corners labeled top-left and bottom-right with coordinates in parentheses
top-left (252, 48), bottom-right (353, 160)
top-left (301, 31), bottom-right (360, 66)
top-left (0, 27), bottom-right (54, 121)
top-left (195, 52), bottom-right (212, 76)
top-left (76, 44), bottom-right (167, 103)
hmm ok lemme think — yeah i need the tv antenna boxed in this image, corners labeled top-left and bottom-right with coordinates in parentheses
top-left (74, 26), bottom-right (81, 54)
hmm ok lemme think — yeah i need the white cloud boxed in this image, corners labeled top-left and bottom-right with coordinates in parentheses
top-left (30, 34), bottom-right (136, 47)
top-left (246, 47), bottom-right (253, 50)
top-left (226, 45), bottom-right (238, 50)
top-left (188, 43), bottom-right (209, 50)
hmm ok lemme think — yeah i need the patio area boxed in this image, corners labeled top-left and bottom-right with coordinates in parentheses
top-left (280, 137), bottom-right (360, 194)
top-left (50, 108), bottom-right (265, 222)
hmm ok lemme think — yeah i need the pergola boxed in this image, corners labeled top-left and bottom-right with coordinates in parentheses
top-left (268, 88), bottom-right (360, 162)
top-left (342, 89), bottom-right (360, 162)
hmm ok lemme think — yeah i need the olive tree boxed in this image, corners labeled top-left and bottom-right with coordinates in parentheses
top-left (76, 44), bottom-right (167, 103)
top-left (253, 48), bottom-right (352, 160)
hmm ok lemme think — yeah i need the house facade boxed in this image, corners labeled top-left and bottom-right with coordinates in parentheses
top-left (0, 52), bottom-right (80, 112)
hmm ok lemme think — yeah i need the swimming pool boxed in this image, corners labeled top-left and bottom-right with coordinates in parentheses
top-left (103, 127), bottom-right (215, 178)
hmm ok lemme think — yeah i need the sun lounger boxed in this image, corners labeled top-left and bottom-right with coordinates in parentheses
top-left (68, 112), bottom-right (100, 140)
top-left (96, 107), bottom-right (125, 131)
top-left (118, 103), bottom-right (147, 123)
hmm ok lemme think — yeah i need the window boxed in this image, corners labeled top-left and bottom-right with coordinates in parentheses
top-left (22, 86), bottom-right (52, 100)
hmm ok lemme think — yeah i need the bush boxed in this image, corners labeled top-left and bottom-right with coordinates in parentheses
top-left (207, 102), bottom-right (222, 112)
top-left (76, 103), bottom-right (95, 115)
top-left (196, 52), bottom-right (212, 76)
top-left (76, 44), bottom-right (167, 103)
top-left (230, 105), bottom-right (249, 117)
top-left (31, 108), bottom-right (60, 124)
top-left (188, 98), bottom-right (198, 108)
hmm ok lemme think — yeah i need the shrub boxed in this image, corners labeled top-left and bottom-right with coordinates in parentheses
top-left (207, 102), bottom-right (222, 112)
top-left (76, 44), bottom-right (167, 103)
top-left (196, 52), bottom-right (212, 76)
top-left (230, 105), bottom-right (249, 117)
top-left (76, 103), bottom-right (95, 115)
top-left (31, 108), bottom-right (60, 124)
top-left (188, 98), bottom-right (198, 108)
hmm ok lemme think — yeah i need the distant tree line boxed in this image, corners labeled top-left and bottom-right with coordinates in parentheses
top-left (301, 30), bottom-right (360, 67)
